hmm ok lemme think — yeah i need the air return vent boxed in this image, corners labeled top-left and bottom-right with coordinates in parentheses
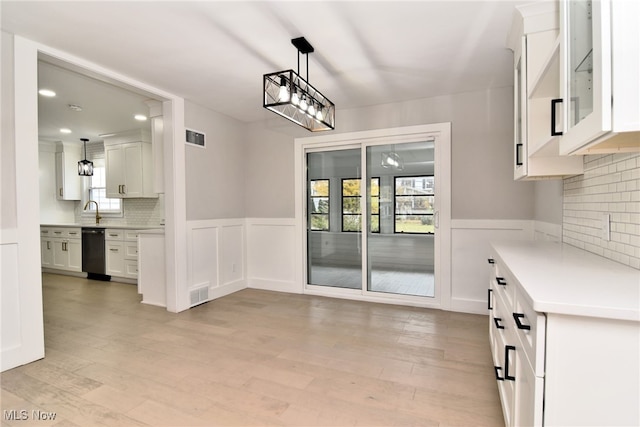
top-left (189, 285), bottom-right (209, 307)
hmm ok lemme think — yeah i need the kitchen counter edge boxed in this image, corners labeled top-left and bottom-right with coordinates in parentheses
top-left (490, 240), bottom-right (640, 322)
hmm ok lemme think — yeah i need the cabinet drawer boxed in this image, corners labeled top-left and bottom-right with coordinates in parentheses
top-left (512, 289), bottom-right (546, 377)
top-left (124, 230), bottom-right (140, 241)
top-left (490, 260), bottom-right (516, 311)
top-left (48, 227), bottom-right (81, 238)
top-left (105, 229), bottom-right (124, 241)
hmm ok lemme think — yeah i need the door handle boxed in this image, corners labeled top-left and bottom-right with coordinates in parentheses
top-left (59, 188), bottom-right (63, 197)
top-left (505, 345), bottom-right (516, 381)
top-left (47, 241), bottom-right (50, 250)
top-left (434, 211), bottom-right (440, 229)
top-left (551, 98), bottom-right (563, 136)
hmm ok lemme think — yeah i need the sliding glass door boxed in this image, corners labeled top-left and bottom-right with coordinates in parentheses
top-left (305, 140), bottom-right (435, 298)
top-left (365, 141), bottom-right (435, 297)
top-left (307, 148), bottom-right (362, 289)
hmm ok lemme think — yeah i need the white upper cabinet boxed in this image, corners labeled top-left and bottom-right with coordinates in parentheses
top-left (104, 129), bottom-right (157, 198)
top-left (55, 142), bottom-right (82, 200)
top-left (508, 2), bottom-right (584, 180)
top-left (559, 0), bottom-right (640, 154)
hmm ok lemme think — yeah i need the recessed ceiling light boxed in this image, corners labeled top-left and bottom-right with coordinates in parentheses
top-left (38, 89), bottom-right (56, 97)
top-left (134, 114), bottom-right (147, 121)
top-left (60, 128), bottom-right (72, 134)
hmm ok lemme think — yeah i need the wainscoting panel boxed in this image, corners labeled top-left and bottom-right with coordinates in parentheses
top-left (186, 219), bottom-right (247, 306)
top-left (246, 218), bottom-right (299, 293)
top-left (451, 220), bottom-right (534, 314)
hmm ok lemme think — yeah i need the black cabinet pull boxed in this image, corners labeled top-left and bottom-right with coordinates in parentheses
top-left (505, 345), bottom-right (516, 381)
top-left (494, 366), bottom-right (504, 381)
top-left (551, 98), bottom-right (563, 136)
top-left (487, 289), bottom-right (493, 310)
top-left (516, 143), bottom-right (523, 166)
top-left (493, 317), bottom-right (504, 330)
top-left (487, 258), bottom-right (495, 264)
top-left (496, 277), bottom-right (507, 286)
top-left (513, 313), bottom-right (531, 330)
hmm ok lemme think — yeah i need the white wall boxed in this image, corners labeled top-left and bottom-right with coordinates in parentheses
top-left (1, 33), bottom-right (45, 371)
top-left (2, 32), bottom-right (17, 231)
top-left (245, 87), bottom-right (536, 312)
top-left (246, 87), bottom-right (535, 221)
top-left (244, 122), bottom-right (295, 218)
top-left (534, 180), bottom-right (564, 224)
top-left (184, 101), bottom-right (246, 220)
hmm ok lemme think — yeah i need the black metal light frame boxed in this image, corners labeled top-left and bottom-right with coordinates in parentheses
top-left (78, 138), bottom-right (93, 176)
top-left (263, 37), bottom-right (335, 132)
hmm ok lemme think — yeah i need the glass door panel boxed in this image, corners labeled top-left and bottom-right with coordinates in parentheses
top-left (365, 142), bottom-right (435, 297)
top-left (568, 0), bottom-right (594, 129)
top-left (307, 149), bottom-right (362, 289)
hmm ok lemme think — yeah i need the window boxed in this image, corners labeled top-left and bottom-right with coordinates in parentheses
top-left (309, 179), bottom-right (329, 231)
top-left (85, 159), bottom-right (122, 215)
top-left (342, 178), bottom-right (380, 232)
top-left (394, 175), bottom-right (434, 234)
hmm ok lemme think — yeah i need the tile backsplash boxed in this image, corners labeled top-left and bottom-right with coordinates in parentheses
top-left (563, 153), bottom-right (640, 269)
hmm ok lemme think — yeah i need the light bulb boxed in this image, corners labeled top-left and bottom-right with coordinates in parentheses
top-left (300, 95), bottom-right (308, 112)
top-left (291, 88), bottom-right (299, 105)
top-left (308, 102), bottom-right (316, 117)
top-left (316, 106), bottom-right (323, 121)
top-left (278, 76), bottom-right (289, 102)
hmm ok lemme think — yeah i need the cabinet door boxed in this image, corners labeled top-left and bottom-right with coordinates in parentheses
top-left (105, 145), bottom-right (124, 198)
top-left (513, 348), bottom-right (544, 427)
top-left (106, 241), bottom-right (125, 276)
top-left (122, 142), bottom-right (144, 197)
top-left (55, 151), bottom-right (65, 200)
top-left (66, 240), bottom-right (82, 272)
top-left (52, 240), bottom-right (68, 269)
top-left (41, 239), bottom-right (53, 268)
top-left (514, 36), bottom-right (527, 180)
top-left (560, 0), bottom-right (611, 152)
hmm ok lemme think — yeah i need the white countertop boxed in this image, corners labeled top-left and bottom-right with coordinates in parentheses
top-left (41, 223), bottom-right (164, 230)
top-left (491, 241), bottom-right (640, 322)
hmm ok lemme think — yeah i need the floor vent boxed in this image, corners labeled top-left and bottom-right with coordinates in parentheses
top-left (189, 286), bottom-right (209, 307)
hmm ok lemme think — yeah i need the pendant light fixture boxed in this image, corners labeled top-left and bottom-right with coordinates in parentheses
top-left (263, 37), bottom-right (335, 131)
top-left (78, 138), bottom-right (93, 176)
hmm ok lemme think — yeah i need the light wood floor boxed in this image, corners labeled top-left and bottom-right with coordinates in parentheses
top-left (1, 273), bottom-right (504, 427)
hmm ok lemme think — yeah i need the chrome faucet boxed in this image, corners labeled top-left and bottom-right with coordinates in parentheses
top-left (84, 200), bottom-right (102, 224)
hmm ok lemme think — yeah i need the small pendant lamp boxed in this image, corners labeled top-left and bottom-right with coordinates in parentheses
top-left (78, 138), bottom-right (93, 176)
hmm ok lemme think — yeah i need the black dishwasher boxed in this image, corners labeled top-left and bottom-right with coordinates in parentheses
top-left (82, 228), bottom-right (110, 281)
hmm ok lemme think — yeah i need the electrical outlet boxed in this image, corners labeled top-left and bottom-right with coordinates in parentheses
top-left (602, 214), bottom-right (611, 241)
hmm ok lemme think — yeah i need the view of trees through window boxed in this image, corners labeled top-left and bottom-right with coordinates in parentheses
top-left (395, 175), bottom-right (434, 233)
top-left (309, 179), bottom-right (329, 231)
top-left (310, 176), bottom-right (433, 234)
top-left (342, 178), bottom-right (380, 232)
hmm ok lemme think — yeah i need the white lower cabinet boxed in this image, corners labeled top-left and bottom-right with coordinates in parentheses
top-left (106, 240), bottom-right (125, 276)
top-left (489, 276), bottom-right (543, 427)
top-left (41, 227), bottom-right (81, 273)
top-left (489, 245), bottom-right (640, 426)
top-left (105, 229), bottom-right (139, 280)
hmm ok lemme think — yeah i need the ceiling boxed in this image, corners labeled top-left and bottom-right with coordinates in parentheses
top-left (2, 1), bottom-right (533, 138)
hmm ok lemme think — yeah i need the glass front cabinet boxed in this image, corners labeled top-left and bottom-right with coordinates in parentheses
top-left (508, 2), bottom-right (583, 180)
top-left (559, 0), bottom-right (640, 154)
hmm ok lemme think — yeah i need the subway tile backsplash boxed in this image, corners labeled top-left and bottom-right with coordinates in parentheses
top-left (563, 153), bottom-right (640, 269)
